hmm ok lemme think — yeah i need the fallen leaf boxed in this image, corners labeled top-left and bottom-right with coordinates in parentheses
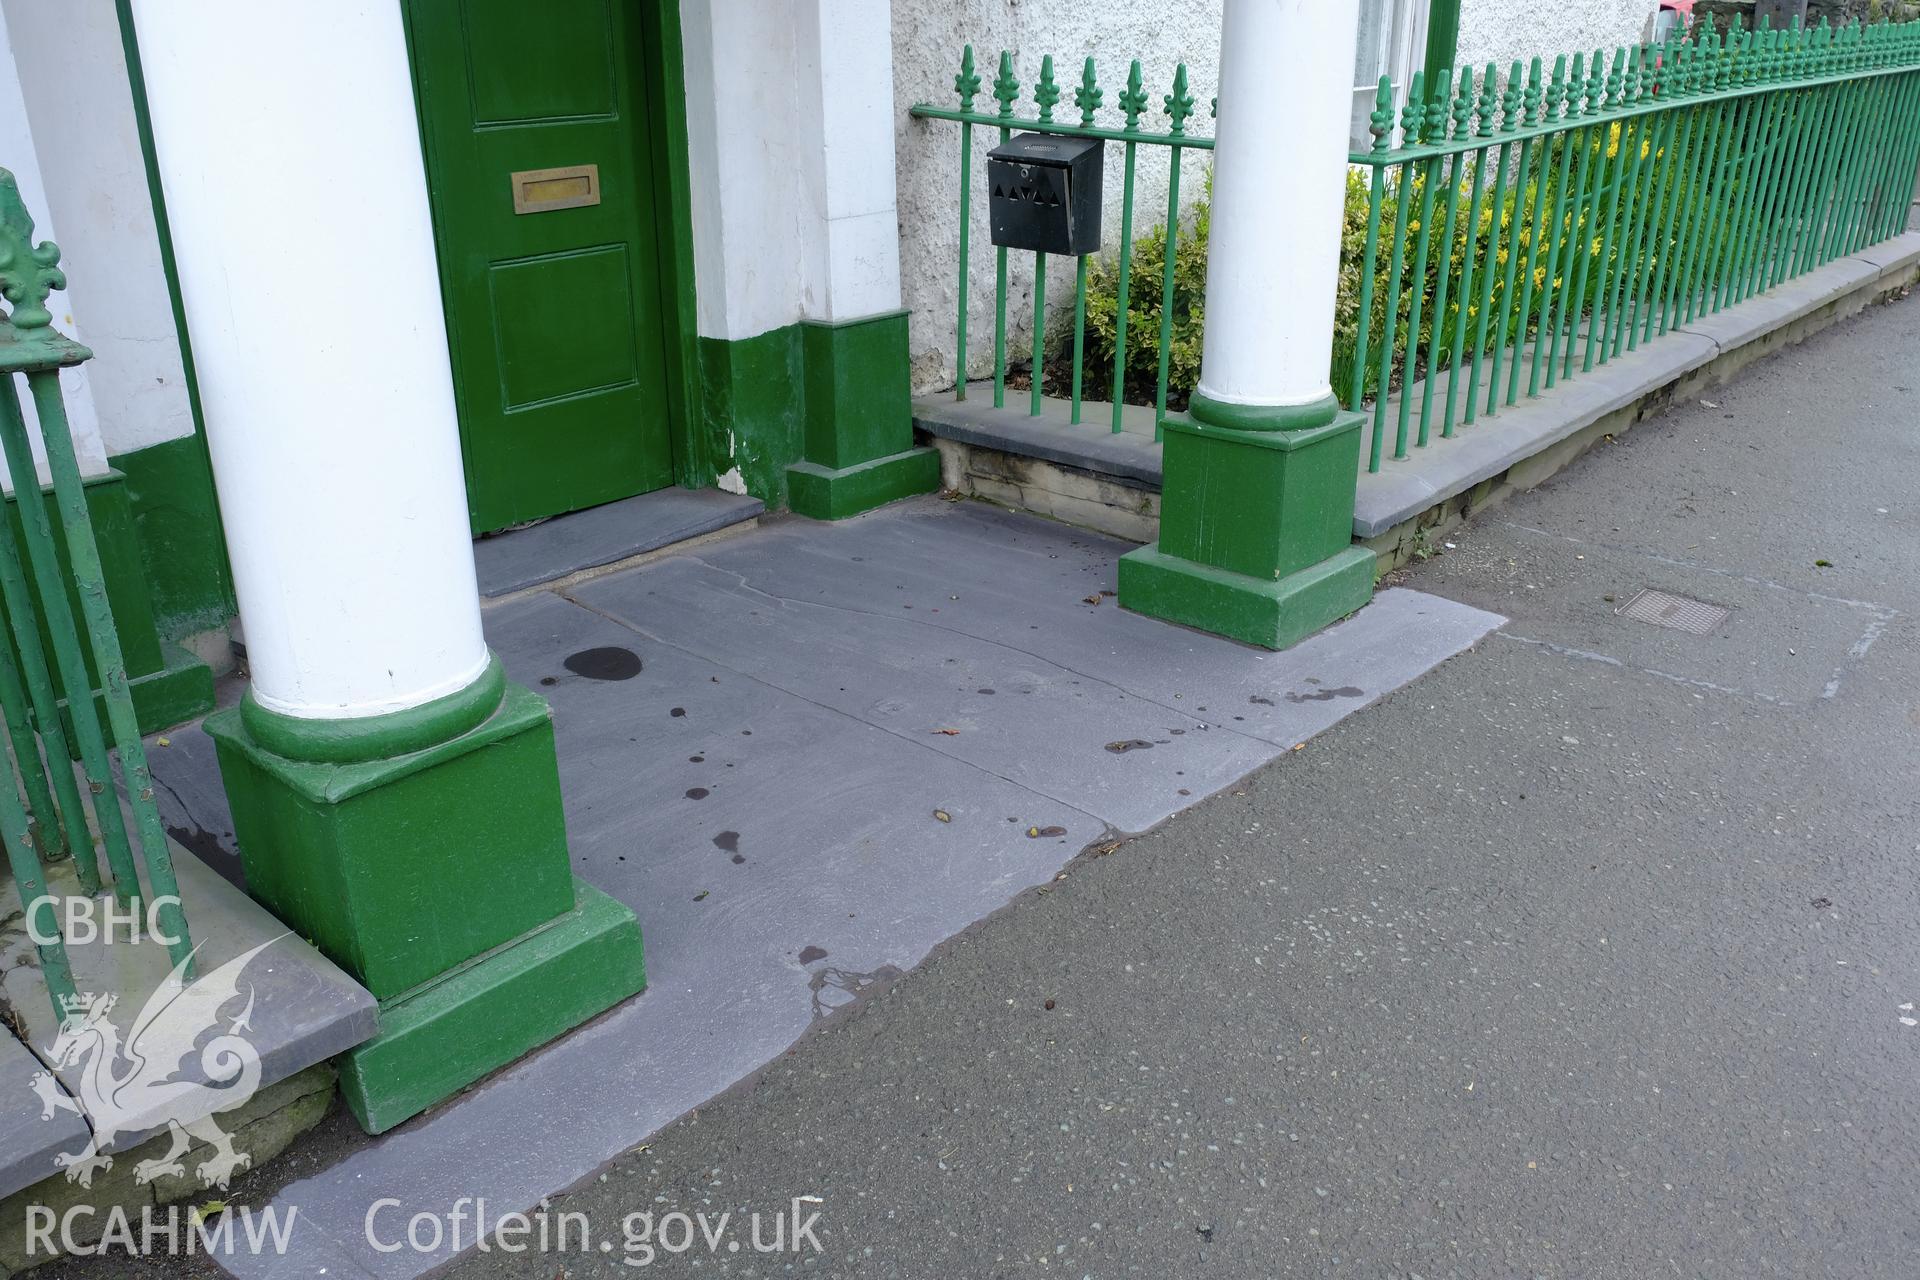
top-left (692, 890), bottom-right (709, 902)
top-left (156, 736), bottom-right (171, 748)
top-left (933, 809), bottom-right (952, 823)
top-left (190, 1200), bottom-right (228, 1226)
top-left (932, 728), bottom-right (961, 736)
top-left (1082, 595), bottom-right (1102, 606)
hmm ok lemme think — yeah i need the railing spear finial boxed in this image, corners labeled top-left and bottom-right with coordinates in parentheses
top-left (1075, 56), bottom-right (1102, 127)
top-left (0, 169), bottom-right (64, 333)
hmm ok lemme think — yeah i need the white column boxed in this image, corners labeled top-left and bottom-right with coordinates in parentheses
top-left (129, 1), bottom-right (489, 721)
top-left (1196, 0), bottom-right (1365, 418)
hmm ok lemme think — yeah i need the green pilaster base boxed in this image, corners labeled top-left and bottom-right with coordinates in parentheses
top-left (787, 447), bottom-right (941, 521)
top-left (206, 665), bottom-right (645, 1131)
top-left (785, 310), bottom-right (938, 519)
top-left (1119, 402), bottom-right (1375, 650)
top-left (340, 878), bottom-right (644, 1134)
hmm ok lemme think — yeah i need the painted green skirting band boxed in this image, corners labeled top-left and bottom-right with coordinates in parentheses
top-left (1187, 389), bottom-right (1342, 433)
top-left (239, 653), bottom-right (507, 764)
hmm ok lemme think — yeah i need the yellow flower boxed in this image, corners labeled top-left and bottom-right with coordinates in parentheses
top-left (1592, 236), bottom-right (1604, 256)
top-left (1606, 121), bottom-right (1623, 159)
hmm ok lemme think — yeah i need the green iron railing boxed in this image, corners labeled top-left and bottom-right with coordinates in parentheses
top-left (0, 168), bottom-right (194, 1019)
top-left (911, 49), bottom-right (1215, 439)
top-left (1348, 16), bottom-right (1920, 472)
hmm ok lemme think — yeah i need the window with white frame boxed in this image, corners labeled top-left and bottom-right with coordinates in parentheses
top-left (1350, 0), bottom-right (1430, 152)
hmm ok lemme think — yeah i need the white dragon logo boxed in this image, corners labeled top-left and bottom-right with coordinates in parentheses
top-left (28, 937), bottom-right (281, 1191)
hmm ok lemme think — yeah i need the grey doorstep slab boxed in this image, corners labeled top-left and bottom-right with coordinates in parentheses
top-left (219, 499), bottom-right (1502, 1280)
top-left (473, 487), bottom-right (764, 598)
top-left (914, 383), bottom-right (1165, 487)
top-left (0, 1027), bottom-right (90, 1201)
top-left (0, 847), bottom-right (379, 1155)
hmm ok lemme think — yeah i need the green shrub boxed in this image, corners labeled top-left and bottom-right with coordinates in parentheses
top-left (1045, 177), bottom-right (1210, 410)
top-left (1049, 127), bottom-right (1667, 415)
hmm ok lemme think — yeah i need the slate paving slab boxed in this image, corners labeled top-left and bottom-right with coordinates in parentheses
top-left (199, 498), bottom-right (1498, 1280)
top-left (658, 501), bottom-right (1502, 754)
top-left (0, 1026), bottom-right (90, 1201)
top-left (571, 554), bottom-right (1277, 834)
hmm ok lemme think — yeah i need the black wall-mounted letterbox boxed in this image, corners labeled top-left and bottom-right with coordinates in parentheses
top-left (986, 133), bottom-right (1103, 256)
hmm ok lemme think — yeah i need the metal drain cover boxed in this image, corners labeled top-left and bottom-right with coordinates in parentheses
top-left (1617, 588), bottom-right (1729, 635)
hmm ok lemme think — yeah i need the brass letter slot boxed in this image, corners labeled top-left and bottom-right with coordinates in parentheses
top-left (511, 164), bottom-right (600, 215)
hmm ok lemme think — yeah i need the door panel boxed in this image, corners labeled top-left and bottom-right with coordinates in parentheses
top-left (408, 0), bottom-right (674, 533)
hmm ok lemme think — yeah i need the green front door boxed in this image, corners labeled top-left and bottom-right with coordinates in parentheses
top-left (406, 0), bottom-right (676, 533)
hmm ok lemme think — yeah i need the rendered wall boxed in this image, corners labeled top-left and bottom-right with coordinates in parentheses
top-left (1455, 0), bottom-right (1658, 75)
top-left (1, 0), bottom-right (194, 462)
top-left (0, 4), bottom-right (110, 490)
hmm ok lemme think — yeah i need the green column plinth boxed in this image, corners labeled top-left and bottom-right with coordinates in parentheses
top-left (784, 310), bottom-right (939, 520)
top-left (205, 659), bottom-right (645, 1133)
top-left (1119, 394), bottom-right (1375, 649)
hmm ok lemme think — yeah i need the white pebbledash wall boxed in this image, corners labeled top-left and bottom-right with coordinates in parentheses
top-left (1455, 0), bottom-right (1660, 77)
top-left (0, 0), bottom-right (198, 478)
top-left (892, 0), bottom-right (1658, 397)
top-left (893, 0), bottom-right (1225, 396)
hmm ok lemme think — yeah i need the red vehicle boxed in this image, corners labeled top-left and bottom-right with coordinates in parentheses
top-left (1646, 0), bottom-right (1697, 92)
top-left (1650, 0), bottom-right (1697, 43)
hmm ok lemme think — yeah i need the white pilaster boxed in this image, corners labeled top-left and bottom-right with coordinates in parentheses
top-left (795, 0), bottom-right (904, 320)
top-left (682, 0), bottom-right (904, 341)
top-left (128, 0), bottom-right (489, 722)
top-left (1196, 0), bottom-right (1365, 415)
